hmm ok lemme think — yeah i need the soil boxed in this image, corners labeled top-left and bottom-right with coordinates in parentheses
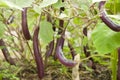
top-left (0, 59), bottom-right (111, 80)
top-left (17, 64), bottom-right (111, 80)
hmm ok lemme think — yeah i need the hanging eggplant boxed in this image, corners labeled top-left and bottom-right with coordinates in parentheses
top-left (99, 1), bottom-right (120, 32)
top-left (45, 40), bottom-right (54, 57)
top-left (33, 27), bottom-right (44, 79)
top-left (55, 0), bottom-right (77, 67)
top-left (22, 8), bottom-right (31, 40)
top-left (0, 39), bottom-right (15, 65)
top-left (45, 13), bottom-right (55, 57)
top-left (68, 42), bottom-right (76, 60)
top-left (55, 35), bottom-right (77, 67)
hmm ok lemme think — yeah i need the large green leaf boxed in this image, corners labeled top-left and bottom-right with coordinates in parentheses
top-left (33, 5), bottom-right (42, 14)
top-left (39, 20), bottom-right (54, 44)
top-left (39, 0), bottom-right (58, 8)
top-left (0, 0), bottom-right (22, 10)
top-left (9, 0), bottom-right (34, 8)
top-left (91, 23), bottom-right (120, 54)
top-left (0, 74), bottom-right (2, 80)
top-left (0, 0), bottom-right (9, 7)
top-left (0, 0), bottom-right (34, 10)
top-left (52, 0), bottom-right (64, 9)
top-left (0, 22), bottom-right (5, 39)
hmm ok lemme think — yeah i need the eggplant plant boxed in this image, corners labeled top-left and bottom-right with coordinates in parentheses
top-left (1, 0), bottom-right (119, 79)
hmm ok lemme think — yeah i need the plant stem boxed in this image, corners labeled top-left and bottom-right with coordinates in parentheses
top-left (117, 48), bottom-right (120, 80)
top-left (26, 40), bottom-right (34, 59)
top-left (114, 0), bottom-right (119, 14)
top-left (111, 49), bottom-right (118, 80)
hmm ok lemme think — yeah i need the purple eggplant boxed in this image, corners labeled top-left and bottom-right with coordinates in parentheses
top-left (99, 1), bottom-right (120, 32)
top-left (68, 42), bottom-right (76, 60)
top-left (83, 27), bottom-right (87, 36)
top-left (58, 20), bottom-right (64, 34)
top-left (45, 40), bottom-right (54, 57)
top-left (55, 35), bottom-right (77, 67)
top-left (0, 39), bottom-right (15, 65)
top-left (54, 19), bottom-right (64, 60)
top-left (55, 3), bottom-right (77, 67)
top-left (33, 27), bottom-right (44, 79)
top-left (22, 8), bottom-right (31, 40)
top-left (45, 14), bottom-right (54, 57)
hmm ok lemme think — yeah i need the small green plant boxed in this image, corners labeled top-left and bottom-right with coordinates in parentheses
top-left (0, 62), bottom-right (19, 80)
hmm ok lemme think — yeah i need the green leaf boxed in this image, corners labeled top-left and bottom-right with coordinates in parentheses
top-left (39, 0), bottom-right (58, 8)
top-left (91, 23), bottom-right (120, 54)
top-left (52, 0), bottom-right (64, 9)
top-left (0, 0), bottom-right (9, 7)
top-left (33, 5), bottom-right (42, 14)
top-left (109, 15), bottom-right (120, 21)
top-left (0, 22), bottom-right (5, 39)
top-left (0, 0), bottom-right (22, 10)
top-left (9, 0), bottom-right (34, 8)
top-left (39, 20), bottom-right (54, 44)
top-left (0, 74), bottom-right (2, 80)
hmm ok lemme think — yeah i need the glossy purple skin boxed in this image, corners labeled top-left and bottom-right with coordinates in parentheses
top-left (99, 1), bottom-right (120, 32)
top-left (0, 39), bottom-right (9, 62)
top-left (55, 36), bottom-right (77, 67)
top-left (46, 40), bottom-right (54, 57)
top-left (0, 39), bottom-right (15, 65)
top-left (68, 42), bottom-right (76, 60)
top-left (83, 27), bottom-right (87, 36)
top-left (22, 8), bottom-right (31, 40)
top-left (98, 1), bottom-right (106, 10)
top-left (33, 27), bottom-right (44, 79)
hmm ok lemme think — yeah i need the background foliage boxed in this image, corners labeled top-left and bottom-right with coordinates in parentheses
top-left (0, 0), bottom-right (120, 80)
